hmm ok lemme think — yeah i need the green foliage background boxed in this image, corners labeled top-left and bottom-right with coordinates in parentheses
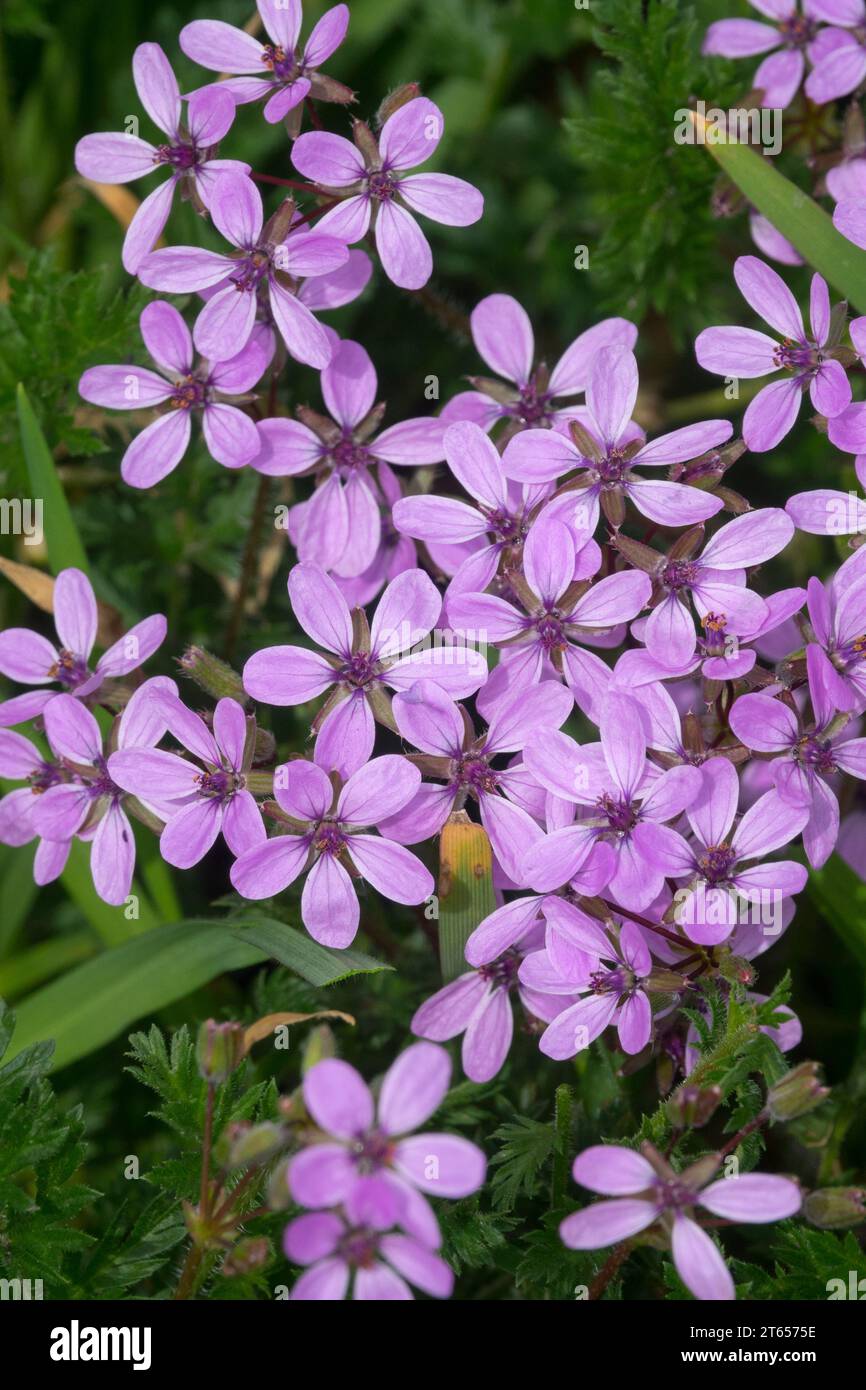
top-left (0, 0), bottom-right (864, 1300)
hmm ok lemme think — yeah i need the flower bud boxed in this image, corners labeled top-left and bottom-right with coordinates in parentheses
top-left (767, 1062), bottom-right (830, 1121)
top-left (302, 1024), bottom-right (337, 1074)
top-left (376, 83), bottom-right (421, 126)
top-left (196, 1019), bottom-right (245, 1084)
top-left (226, 1121), bottom-right (286, 1170)
top-left (178, 646), bottom-right (246, 703)
top-left (222, 1237), bottom-right (271, 1278)
top-left (804, 1187), bottom-right (866, 1230)
top-left (670, 1084), bottom-right (723, 1130)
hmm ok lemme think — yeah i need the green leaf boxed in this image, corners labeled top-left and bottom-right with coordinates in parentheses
top-left (807, 853), bottom-right (866, 969)
top-left (692, 123), bottom-right (866, 311)
top-left (60, 839), bottom-right (162, 946)
top-left (230, 915), bottom-right (393, 987)
top-left (0, 842), bottom-right (39, 957)
top-left (5, 921), bottom-right (269, 1071)
top-left (0, 930), bottom-right (95, 999)
top-left (16, 381), bottom-right (88, 573)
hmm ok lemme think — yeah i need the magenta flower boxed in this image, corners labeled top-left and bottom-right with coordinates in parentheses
top-left (640, 508), bottom-right (794, 666)
top-left (285, 1211), bottom-right (453, 1301)
top-left (291, 97), bottom-right (483, 289)
top-left (410, 913), bottom-right (567, 1083)
top-left (379, 677), bottom-right (573, 883)
top-left (562, 1144), bottom-right (801, 1301)
top-left (521, 691), bottom-right (703, 911)
top-left (230, 756), bottom-right (432, 947)
top-left (502, 346), bottom-right (730, 531)
top-left (287, 1042), bottom-right (486, 1247)
top-left (25, 679), bottom-right (177, 905)
top-left (704, 1), bottom-right (826, 109)
top-left (0, 568), bottom-right (166, 728)
top-left (638, 756), bottom-right (809, 945)
top-left (137, 172), bottom-right (349, 367)
top-left (448, 514), bottom-right (651, 721)
top-left (109, 693), bottom-right (265, 870)
top-left (0, 730), bottom-right (72, 887)
top-left (79, 302), bottom-right (266, 488)
top-left (74, 43), bottom-right (249, 273)
top-left (805, 1), bottom-right (866, 103)
top-left (730, 648), bottom-right (866, 867)
top-left (523, 915), bottom-right (655, 1060)
top-left (695, 258), bottom-right (851, 452)
top-left (242, 564), bottom-right (488, 779)
top-left (689, 586), bottom-right (806, 681)
top-left (252, 337), bottom-right (445, 577)
top-left (441, 293), bottom-right (637, 435)
top-left (181, 1), bottom-right (352, 129)
top-left (796, 550), bottom-right (866, 711)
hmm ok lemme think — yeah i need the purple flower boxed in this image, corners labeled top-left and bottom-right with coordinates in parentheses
top-left (25, 679), bottom-right (176, 905)
top-left (79, 302), bottom-right (267, 487)
top-left (291, 97), bottom-right (483, 289)
top-left (284, 1211), bottom-right (453, 1301)
top-left (109, 693), bottom-right (265, 870)
top-left (230, 756), bottom-right (432, 947)
top-left (637, 755), bottom-right (809, 945)
top-left (639, 509), bottom-right (794, 666)
top-left (380, 677), bottom-right (573, 883)
top-left (562, 1143), bottom-right (801, 1301)
top-left (730, 647), bottom-right (866, 867)
top-left (242, 564), bottom-right (488, 779)
top-left (287, 1042), bottom-right (486, 1247)
top-left (181, 1), bottom-right (352, 130)
top-left (691, 587), bottom-right (807, 681)
top-left (749, 210), bottom-right (804, 266)
top-left (441, 293), bottom-right (637, 435)
top-left (0, 568), bottom-right (166, 728)
top-left (502, 346), bottom-right (730, 531)
top-left (137, 172), bottom-right (349, 367)
top-left (695, 258), bottom-right (852, 452)
top-left (0, 729), bottom-right (72, 886)
top-left (74, 43), bottom-right (249, 273)
top-left (521, 691), bottom-right (703, 911)
top-left (252, 337), bottom-right (445, 577)
top-left (704, 1), bottom-right (826, 109)
top-left (797, 549), bottom-right (866, 711)
top-left (410, 912), bottom-right (566, 1082)
top-left (448, 513), bottom-right (651, 721)
top-left (805, 1), bottom-right (866, 103)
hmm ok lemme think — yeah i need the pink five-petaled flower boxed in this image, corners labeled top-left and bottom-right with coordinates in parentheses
top-left (703, 1), bottom-right (826, 109)
top-left (791, 549), bottom-right (866, 712)
top-left (0, 729), bottom-right (72, 887)
top-left (392, 420), bottom-right (601, 602)
top-left (448, 514), bottom-right (650, 722)
top-left (730, 645), bottom-right (866, 866)
top-left (0, 568), bottom-right (166, 728)
top-left (641, 508), bottom-right (795, 666)
top-left (230, 756), bottom-right (432, 948)
top-left (74, 43), bottom-right (249, 274)
top-left (695, 257), bottom-right (852, 452)
top-left (79, 302), bottom-right (266, 488)
top-left (644, 755), bottom-right (809, 945)
top-left (284, 1211), bottom-right (454, 1301)
top-left (522, 914), bottom-right (655, 1060)
top-left (378, 677), bottom-right (573, 884)
top-left (108, 693), bottom-right (265, 870)
top-left (242, 563), bottom-right (488, 780)
top-left (521, 691), bottom-right (704, 912)
top-left (25, 680), bottom-right (176, 905)
top-left (287, 1042), bottom-right (486, 1249)
top-left (502, 346), bottom-right (730, 532)
top-left (410, 913), bottom-right (567, 1083)
top-left (251, 337), bottom-right (446, 578)
top-left (137, 172), bottom-right (349, 367)
top-left (291, 97), bottom-right (484, 290)
top-left (441, 292), bottom-right (637, 435)
top-left (562, 1144), bottom-right (801, 1301)
top-left (181, 1), bottom-right (352, 129)
top-left (804, 0), bottom-right (866, 103)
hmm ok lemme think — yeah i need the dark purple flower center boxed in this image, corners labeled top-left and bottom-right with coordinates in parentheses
top-left (534, 611), bottom-right (568, 653)
top-left (328, 434), bottom-right (374, 476)
top-left (338, 1227), bottom-right (380, 1269)
top-left (351, 1128), bottom-right (396, 1174)
top-left (594, 449), bottom-right (630, 486)
top-left (838, 632), bottom-right (866, 669)
top-left (170, 375), bottom-right (208, 411)
top-left (479, 949), bottom-right (522, 990)
top-left (155, 141), bottom-right (201, 171)
top-left (27, 761), bottom-right (63, 794)
top-left (511, 379), bottom-right (554, 427)
top-left (794, 735), bottom-right (836, 775)
top-left (230, 249), bottom-right (274, 294)
top-left (661, 560), bottom-right (699, 592)
top-left (261, 43), bottom-right (302, 82)
top-left (196, 769), bottom-right (235, 802)
top-left (697, 841), bottom-right (736, 885)
top-left (779, 15), bottom-right (819, 50)
top-left (339, 652), bottom-right (380, 689)
top-left (656, 1177), bottom-right (698, 1211)
top-left (87, 757), bottom-right (123, 801)
top-left (367, 170), bottom-right (400, 201)
top-left (772, 338), bottom-right (819, 375)
top-left (597, 793), bottom-right (637, 834)
top-left (313, 820), bottom-right (348, 856)
top-left (48, 649), bottom-right (91, 688)
top-left (483, 507), bottom-right (527, 545)
top-left (453, 753), bottom-right (499, 796)
top-left (700, 612), bottom-right (730, 654)
top-left (590, 964), bottom-right (630, 996)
